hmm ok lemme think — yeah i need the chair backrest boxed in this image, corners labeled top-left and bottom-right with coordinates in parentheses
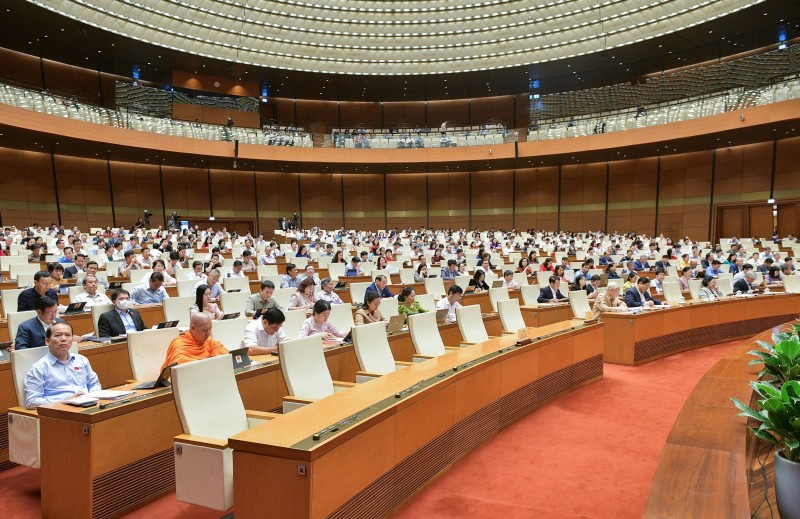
top-left (536, 271), bottom-right (551, 286)
top-left (783, 274), bottom-right (800, 294)
top-left (415, 293), bottom-right (436, 312)
top-left (717, 277), bottom-right (734, 296)
top-left (211, 318), bottom-right (248, 349)
top-left (521, 285), bottom-right (541, 305)
top-left (379, 297), bottom-right (399, 318)
top-left (127, 327), bottom-right (180, 381)
top-left (512, 273), bottom-right (529, 287)
top-left (352, 321), bottom-right (397, 375)
top-left (162, 296), bottom-right (195, 326)
top-left (569, 290), bottom-right (592, 319)
top-left (130, 269), bottom-right (150, 285)
top-left (177, 279), bottom-right (198, 297)
top-left (0, 255), bottom-right (28, 272)
top-left (223, 276), bottom-right (251, 293)
top-left (171, 355), bottom-right (248, 438)
top-left (174, 269), bottom-right (194, 281)
top-left (272, 288), bottom-right (296, 309)
top-left (219, 291), bottom-right (250, 314)
top-left (454, 276), bottom-right (472, 290)
top-left (1, 288), bottom-right (25, 317)
top-left (371, 269), bottom-right (389, 282)
top-left (457, 304), bottom-right (489, 344)
top-left (105, 261), bottom-right (121, 277)
top-left (11, 342), bottom-right (78, 406)
top-left (328, 303), bottom-right (355, 332)
top-left (9, 263), bottom-right (40, 279)
top-left (498, 299), bottom-right (526, 333)
top-left (8, 311), bottom-right (37, 343)
top-left (662, 282), bottom-right (684, 303)
top-left (67, 285), bottom-right (84, 303)
top-left (283, 309), bottom-right (308, 340)
top-left (16, 273), bottom-right (35, 288)
top-left (408, 311), bottom-right (446, 357)
top-left (488, 287), bottom-right (510, 312)
top-left (257, 264), bottom-right (278, 278)
top-left (262, 274), bottom-right (283, 287)
top-left (424, 277), bottom-right (446, 299)
top-left (280, 335), bottom-right (335, 399)
top-left (399, 269), bottom-right (415, 284)
top-left (327, 263), bottom-right (345, 281)
top-left (349, 282), bottom-right (371, 304)
top-left (688, 278), bottom-right (702, 300)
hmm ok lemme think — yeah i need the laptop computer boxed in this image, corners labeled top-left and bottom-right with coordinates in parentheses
top-left (253, 308), bottom-right (267, 319)
top-left (492, 280), bottom-right (504, 288)
top-left (229, 347), bottom-right (252, 369)
top-left (108, 281), bottom-right (123, 289)
top-left (133, 362), bottom-right (176, 389)
top-left (156, 320), bottom-right (179, 329)
top-left (221, 312), bottom-right (241, 320)
top-left (435, 308), bottom-right (450, 325)
top-left (0, 346), bottom-right (10, 363)
top-left (58, 285), bottom-right (70, 295)
top-left (227, 289), bottom-right (242, 293)
top-left (63, 301), bottom-right (87, 314)
top-left (386, 314), bottom-right (406, 334)
top-left (334, 281), bottom-right (347, 289)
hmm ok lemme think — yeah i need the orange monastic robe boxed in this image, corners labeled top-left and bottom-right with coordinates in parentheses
top-left (161, 333), bottom-right (229, 370)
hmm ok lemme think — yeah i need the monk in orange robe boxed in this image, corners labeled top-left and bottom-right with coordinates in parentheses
top-left (161, 313), bottom-right (228, 370)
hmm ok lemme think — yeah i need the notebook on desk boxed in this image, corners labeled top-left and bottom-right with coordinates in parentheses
top-left (133, 362), bottom-right (176, 389)
top-left (491, 280), bottom-right (504, 288)
top-left (156, 320), bottom-right (179, 329)
top-left (435, 308), bottom-right (449, 325)
top-left (386, 314), bottom-right (406, 334)
top-left (221, 312), bottom-right (240, 320)
top-left (63, 301), bottom-right (87, 314)
top-left (229, 347), bottom-right (252, 369)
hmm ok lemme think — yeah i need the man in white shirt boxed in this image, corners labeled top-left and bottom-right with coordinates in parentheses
top-left (77, 261), bottom-right (109, 289)
top-left (73, 275), bottom-right (112, 307)
top-left (317, 278), bottom-right (344, 304)
top-left (259, 246), bottom-right (277, 265)
top-left (241, 308), bottom-right (287, 355)
top-left (241, 251), bottom-right (257, 272)
top-left (227, 261), bottom-right (247, 278)
top-left (300, 265), bottom-right (321, 286)
top-left (187, 261), bottom-right (208, 282)
top-left (435, 285), bottom-right (463, 323)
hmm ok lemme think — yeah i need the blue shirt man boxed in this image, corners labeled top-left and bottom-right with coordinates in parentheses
top-left (130, 273), bottom-right (170, 304)
top-left (440, 260), bottom-right (458, 280)
top-left (280, 263), bottom-right (302, 288)
top-left (705, 261), bottom-right (724, 278)
top-left (24, 322), bottom-right (101, 409)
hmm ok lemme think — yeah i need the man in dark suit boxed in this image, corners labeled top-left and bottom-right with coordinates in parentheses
top-left (624, 277), bottom-right (664, 308)
top-left (97, 289), bottom-right (145, 337)
top-left (17, 271), bottom-right (59, 312)
top-left (655, 255), bottom-right (671, 270)
top-left (733, 271), bottom-right (757, 294)
top-left (633, 257), bottom-right (651, 272)
top-left (15, 296), bottom-right (63, 350)
top-left (364, 275), bottom-right (394, 303)
top-left (63, 254), bottom-right (87, 279)
top-left (537, 275), bottom-right (568, 303)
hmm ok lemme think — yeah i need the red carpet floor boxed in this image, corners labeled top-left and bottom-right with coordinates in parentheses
top-left (0, 341), bottom-right (738, 519)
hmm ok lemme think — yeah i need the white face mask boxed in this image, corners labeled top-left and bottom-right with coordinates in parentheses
top-left (115, 299), bottom-right (128, 311)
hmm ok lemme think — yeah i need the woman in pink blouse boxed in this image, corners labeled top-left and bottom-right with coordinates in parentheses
top-left (288, 278), bottom-right (317, 310)
top-left (299, 300), bottom-right (347, 340)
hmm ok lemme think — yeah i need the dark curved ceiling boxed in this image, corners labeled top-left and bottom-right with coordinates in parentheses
top-left (1, 0), bottom-right (800, 101)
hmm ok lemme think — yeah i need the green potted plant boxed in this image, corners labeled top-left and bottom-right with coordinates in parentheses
top-left (732, 380), bottom-right (800, 519)
top-left (748, 334), bottom-right (800, 386)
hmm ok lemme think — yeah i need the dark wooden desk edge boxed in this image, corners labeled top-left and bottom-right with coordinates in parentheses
top-left (643, 321), bottom-right (795, 518)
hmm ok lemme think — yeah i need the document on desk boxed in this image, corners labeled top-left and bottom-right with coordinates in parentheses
top-left (86, 389), bottom-right (136, 400)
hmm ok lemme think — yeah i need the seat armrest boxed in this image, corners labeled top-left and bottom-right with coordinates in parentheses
top-left (8, 406), bottom-right (38, 418)
top-left (394, 361), bottom-right (413, 367)
top-left (412, 354), bottom-right (434, 363)
top-left (501, 331), bottom-right (517, 335)
top-left (332, 381), bottom-right (356, 392)
top-left (444, 346), bottom-right (461, 351)
top-left (283, 396), bottom-right (319, 405)
top-left (487, 335), bottom-right (499, 339)
top-left (459, 341), bottom-right (477, 347)
top-left (175, 433), bottom-right (228, 449)
top-left (356, 371), bottom-right (382, 383)
top-left (245, 410), bottom-right (280, 421)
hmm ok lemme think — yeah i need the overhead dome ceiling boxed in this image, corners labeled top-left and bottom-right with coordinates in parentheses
top-left (28, 0), bottom-right (763, 75)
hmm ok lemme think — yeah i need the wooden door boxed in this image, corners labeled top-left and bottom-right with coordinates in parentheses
top-left (717, 206), bottom-right (746, 240)
top-left (748, 205), bottom-right (774, 240)
top-left (778, 202), bottom-right (799, 237)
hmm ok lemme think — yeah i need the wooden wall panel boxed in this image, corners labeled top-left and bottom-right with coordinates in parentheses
top-left (0, 47), bottom-right (43, 88)
top-left (608, 158), bottom-right (657, 236)
top-left (255, 171), bottom-right (300, 233)
top-left (299, 174), bottom-right (343, 229)
top-left (108, 161), bottom-right (162, 227)
top-left (515, 94), bottom-right (529, 130)
top-left (343, 174), bottom-right (385, 230)
top-left (382, 102), bottom-right (425, 130)
top-left (714, 143), bottom-right (772, 204)
top-left (274, 98), bottom-right (296, 127)
top-left (0, 147), bottom-right (58, 226)
top-left (339, 102), bottom-right (381, 129)
top-left (657, 151), bottom-right (713, 240)
top-left (428, 172), bottom-right (469, 228)
top-left (777, 202), bottom-right (800, 237)
top-left (470, 96), bottom-right (514, 127)
top-left (559, 163), bottom-right (606, 233)
top-left (171, 71), bottom-right (259, 97)
top-left (775, 136), bottom-right (800, 199)
top-left (386, 173), bottom-right (426, 229)
top-left (296, 100), bottom-right (339, 134)
top-left (426, 100), bottom-right (470, 128)
top-left (749, 205), bottom-right (774, 240)
top-left (471, 170), bottom-right (513, 230)
top-left (162, 164), bottom-right (212, 219)
top-left (515, 167), bottom-right (558, 231)
top-left (42, 60), bottom-right (99, 103)
top-left (53, 155), bottom-right (111, 229)
top-left (172, 103), bottom-right (260, 128)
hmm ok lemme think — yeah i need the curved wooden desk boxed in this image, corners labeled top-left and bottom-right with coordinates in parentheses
top-left (230, 321), bottom-right (604, 519)
top-left (643, 321), bottom-right (793, 518)
top-left (602, 293), bottom-right (800, 365)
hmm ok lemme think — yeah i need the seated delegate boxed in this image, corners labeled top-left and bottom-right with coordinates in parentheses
top-left (537, 276), bottom-right (568, 303)
top-left (97, 289), bottom-right (146, 337)
top-left (624, 277), bottom-right (664, 308)
top-left (161, 313), bottom-right (228, 369)
top-left (14, 296), bottom-right (63, 350)
top-left (241, 308), bottom-right (287, 355)
top-left (299, 300), bottom-right (348, 340)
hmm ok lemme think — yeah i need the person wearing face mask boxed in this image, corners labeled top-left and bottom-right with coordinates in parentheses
top-left (97, 289), bottom-right (146, 337)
